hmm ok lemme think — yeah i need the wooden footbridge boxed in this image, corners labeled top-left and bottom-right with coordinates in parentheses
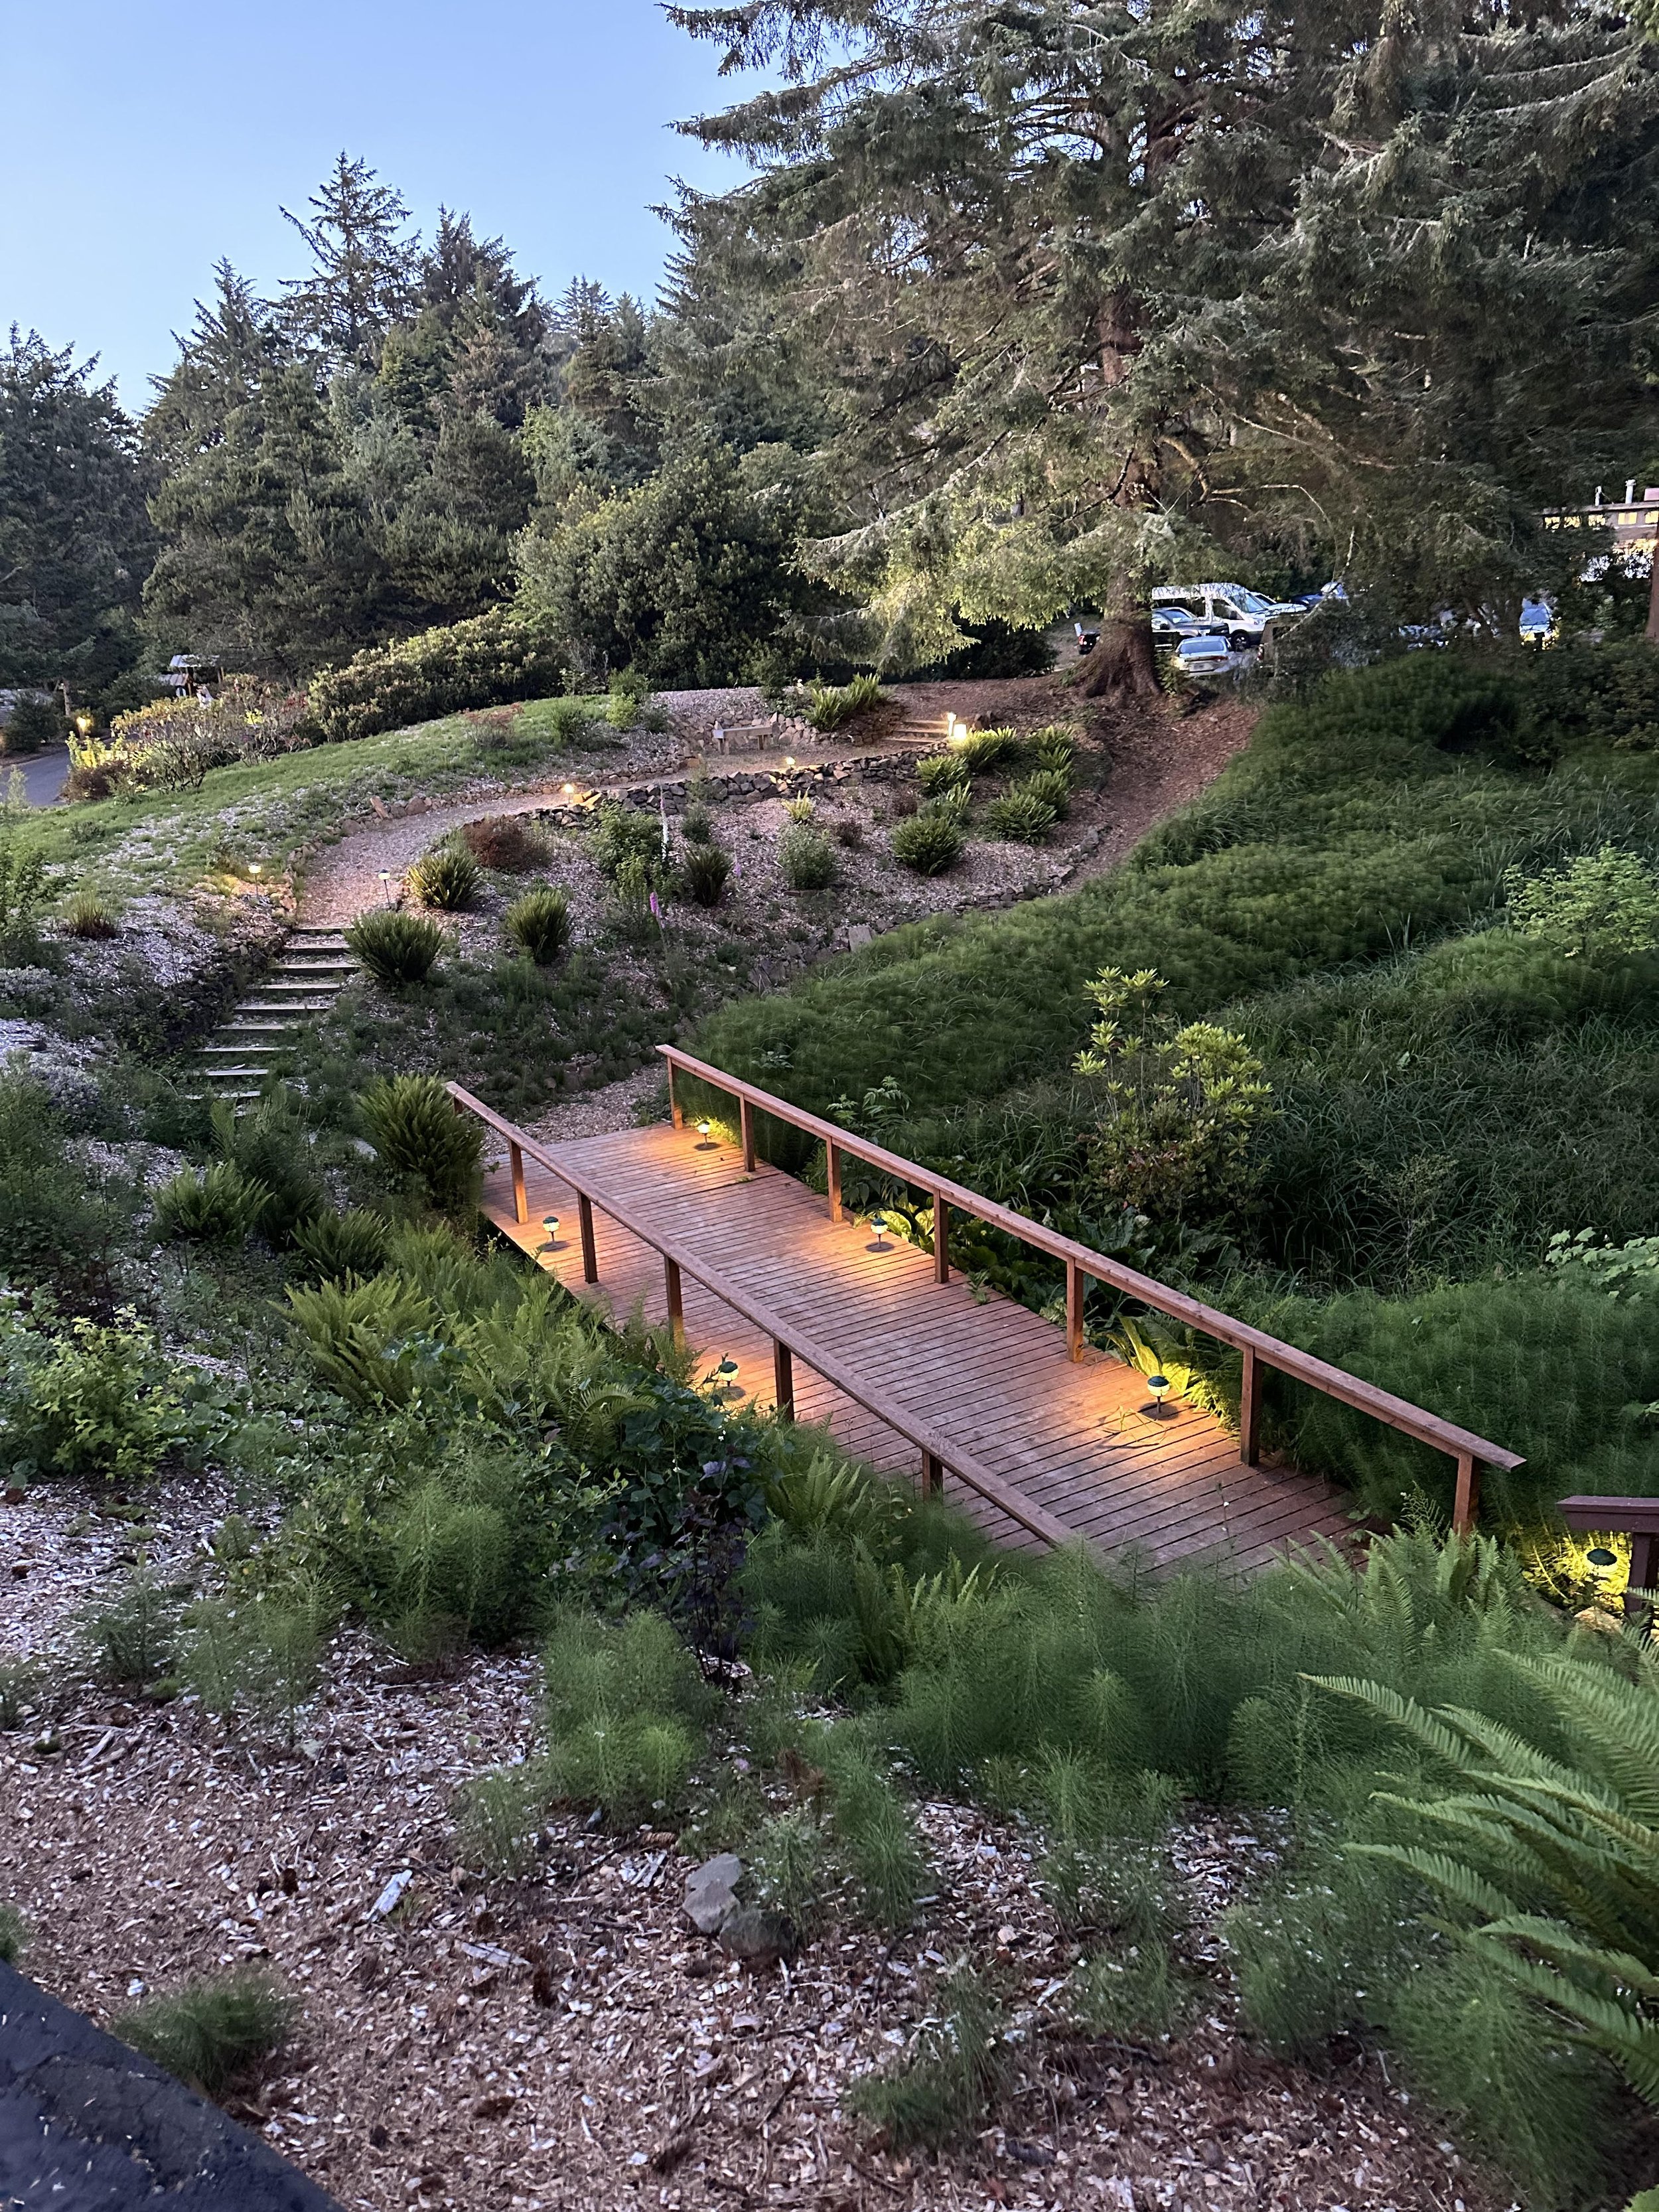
top-left (455, 1051), bottom-right (1522, 1572)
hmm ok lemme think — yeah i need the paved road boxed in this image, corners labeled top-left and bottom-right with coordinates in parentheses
top-left (4, 747), bottom-right (70, 806)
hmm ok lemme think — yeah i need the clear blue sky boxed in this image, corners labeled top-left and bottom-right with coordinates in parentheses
top-left (4, 0), bottom-right (762, 411)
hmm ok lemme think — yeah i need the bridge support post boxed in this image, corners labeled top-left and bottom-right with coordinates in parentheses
top-left (921, 1451), bottom-right (944, 1498)
top-left (578, 1194), bottom-right (598, 1284)
top-left (1239, 1346), bottom-right (1261, 1465)
top-left (934, 1201), bottom-right (950, 1284)
top-left (772, 1340), bottom-right (794, 1419)
top-left (1066, 1262), bottom-right (1084, 1363)
top-left (668, 1064), bottom-right (684, 1131)
top-left (1453, 1452), bottom-right (1480, 1536)
top-left (664, 1256), bottom-right (684, 1347)
top-left (740, 1098), bottom-right (756, 1173)
top-left (508, 1142), bottom-right (528, 1225)
top-left (826, 1140), bottom-right (843, 1223)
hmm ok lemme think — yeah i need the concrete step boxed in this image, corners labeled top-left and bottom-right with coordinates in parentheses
top-left (217, 1021), bottom-right (299, 1035)
top-left (202, 1042), bottom-right (281, 1058)
top-left (255, 979), bottom-right (350, 995)
top-left (273, 959), bottom-right (357, 975)
top-left (201, 1067), bottom-right (275, 1081)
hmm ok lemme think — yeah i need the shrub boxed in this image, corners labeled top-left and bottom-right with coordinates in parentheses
top-left (779, 826), bottom-right (837, 891)
top-left (504, 887), bottom-right (572, 964)
top-left (608, 672), bottom-right (654, 729)
top-left (0, 1903), bottom-right (24, 1964)
top-left (980, 787), bottom-right (1057, 844)
top-left (60, 892), bottom-right (117, 939)
top-left (1021, 766), bottom-right (1072, 818)
top-left (783, 794), bottom-right (816, 824)
top-left (1069, 1941), bottom-right (1193, 2039)
top-left (588, 804), bottom-right (666, 884)
top-left (680, 843), bottom-right (733, 909)
top-left (461, 815), bottom-right (546, 872)
top-left (0, 1659), bottom-right (38, 1728)
top-left (289, 1207), bottom-right (390, 1282)
top-left (346, 910), bottom-right (445, 986)
top-left (284, 1272), bottom-right (435, 1407)
top-left (833, 816), bottom-right (865, 849)
top-left (916, 753), bottom-right (970, 799)
top-left (891, 807), bottom-right (965, 876)
top-left (0, 837), bottom-right (50, 959)
top-left (358, 1073), bottom-right (484, 1217)
top-left (1, 696), bottom-right (66, 756)
top-left (153, 1161), bottom-right (270, 1244)
top-left (683, 804), bottom-right (716, 846)
top-left (307, 605), bottom-right (569, 745)
top-left (114, 1970), bottom-right (296, 2097)
top-left (3, 1310), bottom-right (190, 1484)
top-left (182, 1594), bottom-right (326, 1741)
top-left (408, 842), bottom-right (481, 911)
top-left (1504, 843), bottom-right (1659, 959)
top-left (804, 673), bottom-right (885, 732)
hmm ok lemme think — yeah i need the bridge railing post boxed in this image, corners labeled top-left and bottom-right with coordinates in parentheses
top-left (578, 1194), bottom-right (598, 1284)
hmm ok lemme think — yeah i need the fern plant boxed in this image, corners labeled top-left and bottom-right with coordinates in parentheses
top-left (1313, 1643), bottom-right (1659, 2102)
top-left (357, 1072), bottom-right (484, 1216)
top-left (981, 786), bottom-right (1058, 844)
top-left (153, 1161), bottom-right (269, 1244)
top-left (284, 1273), bottom-right (435, 1406)
top-left (504, 886), bottom-right (571, 963)
top-left (289, 1207), bottom-right (390, 1282)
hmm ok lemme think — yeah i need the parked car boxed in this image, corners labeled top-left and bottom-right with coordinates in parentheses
top-left (1520, 595), bottom-right (1556, 643)
top-left (1150, 605), bottom-right (1216, 638)
top-left (1174, 631), bottom-right (1234, 672)
top-left (1150, 583), bottom-right (1307, 653)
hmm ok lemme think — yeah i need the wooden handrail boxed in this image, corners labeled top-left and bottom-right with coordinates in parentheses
top-left (656, 1043), bottom-right (1524, 1531)
top-left (445, 1082), bottom-right (1076, 1549)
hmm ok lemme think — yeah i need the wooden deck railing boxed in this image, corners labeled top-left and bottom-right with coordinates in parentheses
top-left (654, 1045), bottom-right (1525, 1534)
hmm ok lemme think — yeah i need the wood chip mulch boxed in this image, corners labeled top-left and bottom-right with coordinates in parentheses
top-left (2, 1488), bottom-right (1504, 2212)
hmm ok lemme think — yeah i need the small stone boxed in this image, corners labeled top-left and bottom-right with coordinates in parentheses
top-left (716, 1904), bottom-right (796, 1965)
top-left (372, 1868), bottom-right (413, 1917)
top-left (683, 1852), bottom-right (743, 1936)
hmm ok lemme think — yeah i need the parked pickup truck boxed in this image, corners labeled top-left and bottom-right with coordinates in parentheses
top-left (1150, 583), bottom-right (1307, 654)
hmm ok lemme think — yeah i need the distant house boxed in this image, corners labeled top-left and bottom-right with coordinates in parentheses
top-left (1543, 482), bottom-right (1659, 562)
top-left (161, 654), bottom-right (225, 695)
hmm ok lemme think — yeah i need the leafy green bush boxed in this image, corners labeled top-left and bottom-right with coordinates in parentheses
top-left (289, 1207), bottom-right (391, 1282)
top-left (1021, 765), bottom-right (1072, 818)
top-left (307, 605), bottom-right (569, 745)
top-left (1, 695), bottom-right (66, 755)
top-left (346, 910), bottom-right (445, 986)
top-left (408, 842), bottom-right (481, 911)
top-left (679, 842), bottom-right (733, 908)
top-left (210, 1092), bottom-right (324, 1244)
top-left (285, 1272), bottom-right (436, 1407)
top-left (358, 1074), bottom-right (484, 1217)
top-left (1, 1307), bottom-right (192, 1483)
top-left (804, 673), bottom-right (885, 732)
top-left (891, 806), bottom-right (965, 876)
top-left (154, 1161), bottom-right (269, 1244)
top-left (114, 1970), bottom-right (296, 2097)
top-left (979, 786), bottom-right (1056, 844)
top-left (1031, 724), bottom-right (1078, 777)
top-left (0, 1074), bottom-right (125, 1297)
top-left (504, 886), bottom-right (572, 963)
top-left (1504, 843), bottom-right (1659, 958)
top-left (588, 804), bottom-right (666, 883)
top-left (779, 825), bottom-right (837, 891)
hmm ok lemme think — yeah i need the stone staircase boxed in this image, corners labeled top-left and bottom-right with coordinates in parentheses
top-left (194, 923), bottom-right (359, 1102)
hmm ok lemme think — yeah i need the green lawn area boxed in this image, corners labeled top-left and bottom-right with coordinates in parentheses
top-left (5, 696), bottom-right (614, 907)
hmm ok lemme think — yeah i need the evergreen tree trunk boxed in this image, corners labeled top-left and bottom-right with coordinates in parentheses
top-left (1077, 612), bottom-right (1162, 701)
top-left (1646, 550), bottom-right (1659, 644)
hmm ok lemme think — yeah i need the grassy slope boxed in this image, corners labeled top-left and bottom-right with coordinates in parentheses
top-left (6, 697), bottom-right (608, 907)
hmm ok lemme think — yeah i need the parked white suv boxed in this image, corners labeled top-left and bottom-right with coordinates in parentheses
top-left (1150, 583), bottom-right (1305, 653)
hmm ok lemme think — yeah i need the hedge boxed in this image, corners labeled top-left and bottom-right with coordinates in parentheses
top-left (307, 605), bottom-right (569, 745)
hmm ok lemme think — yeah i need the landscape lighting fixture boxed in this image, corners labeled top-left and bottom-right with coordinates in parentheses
top-left (379, 869), bottom-right (392, 905)
top-left (248, 861), bottom-right (262, 880)
top-left (695, 1118), bottom-right (717, 1151)
top-left (949, 719), bottom-right (970, 747)
top-left (1587, 1545), bottom-right (1619, 1580)
top-left (867, 1212), bottom-right (892, 1254)
top-left (1144, 1372), bottom-right (1176, 1419)
top-left (538, 1213), bottom-right (561, 1254)
top-left (714, 1356), bottom-right (743, 1401)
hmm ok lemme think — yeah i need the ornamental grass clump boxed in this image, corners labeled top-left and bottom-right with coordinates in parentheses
top-left (891, 805), bottom-right (965, 876)
top-left (61, 892), bottom-right (118, 939)
top-left (408, 841), bottom-right (481, 911)
top-left (114, 1970), bottom-right (296, 2097)
top-left (846, 1963), bottom-right (1010, 2150)
top-left (345, 910), bottom-right (445, 986)
top-left (532, 1606), bottom-right (717, 1828)
top-left (504, 886), bottom-right (572, 964)
top-left (804, 673), bottom-right (885, 732)
top-left (680, 842), bottom-right (733, 908)
top-left (916, 753), bottom-right (970, 799)
top-left (980, 785), bottom-right (1058, 844)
